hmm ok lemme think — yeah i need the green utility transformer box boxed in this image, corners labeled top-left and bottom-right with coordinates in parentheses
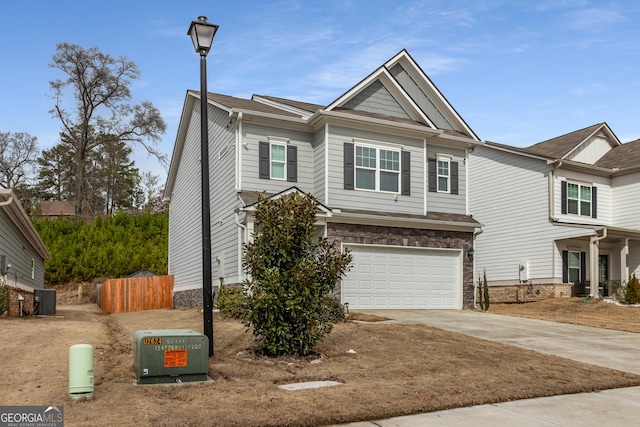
top-left (133, 329), bottom-right (209, 384)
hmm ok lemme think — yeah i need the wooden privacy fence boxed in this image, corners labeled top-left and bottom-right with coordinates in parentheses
top-left (99, 275), bottom-right (174, 314)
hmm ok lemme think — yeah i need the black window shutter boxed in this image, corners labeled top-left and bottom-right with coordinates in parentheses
top-left (592, 186), bottom-right (597, 218)
top-left (401, 151), bottom-right (410, 196)
top-left (428, 158), bottom-right (437, 192)
top-left (259, 141), bottom-right (269, 179)
top-left (580, 252), bottom-right (586, 285)
top-left (287, 145), bottom-right (297, 182)
top-left (561, 181), bottom-right (567, 214)
top-left (344, 142), bottom-right (354, 190)
top-left (451, 161), bottom-right (459, 195)
top-left (562, 250), bottom-right (568, 283)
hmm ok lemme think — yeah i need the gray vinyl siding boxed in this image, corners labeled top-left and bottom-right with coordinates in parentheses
top-left (0, 208), bottom-right (45, 289)
top-left (167, 102), bottom-right (205, 290)
top-left (343, 80), bottom-right (411, 120)
top-left (241, 123), bottom-right (314, 194)
top-left (426, 145), bottom-right (466, 215)
top-left (630, 241), bottom-right (640, 277)
top-left (469, 147), bottom-right (591, 284)
top-left (312, 129), bottom-right (326, 203)
top-left (327, 125), bottom-right (424, 214)
top-left (389, 64), bottom-right (454, 131)
top-left (210, 109), bottom-right (240, 283)
top-left (612, 172), bottom-right (640, 229)
top-left (168, 103), bottom-right (236, 290)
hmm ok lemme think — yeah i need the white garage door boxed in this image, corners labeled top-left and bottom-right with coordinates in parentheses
top-left (342, 245), bottom-right (461, 309)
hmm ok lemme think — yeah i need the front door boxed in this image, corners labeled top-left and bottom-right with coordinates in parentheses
top-left (599, 254), bottom-right (609, 296)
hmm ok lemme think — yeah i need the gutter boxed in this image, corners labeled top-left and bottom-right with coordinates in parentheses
top-left (0, 195), bottom-right (13, 207)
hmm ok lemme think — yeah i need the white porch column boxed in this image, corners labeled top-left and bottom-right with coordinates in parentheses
top-left (621, 238), bottom-right (630, 283)
top-left (590, 241), bottom-right (600, 298)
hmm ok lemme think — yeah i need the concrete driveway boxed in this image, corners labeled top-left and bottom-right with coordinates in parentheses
top-left (359, 309), bottom-right (640, 374)
top-left (331, 309), bottom-right (640, 427)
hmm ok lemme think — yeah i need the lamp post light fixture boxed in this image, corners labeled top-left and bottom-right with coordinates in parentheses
top-left (188, 16), bottom-right (219, 357)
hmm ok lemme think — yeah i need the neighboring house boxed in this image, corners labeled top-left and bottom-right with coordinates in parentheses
top-left (164, 50), bottom-right (483, 310)
top-left (36, 200), bottom-right (75, 219)
top-left (0, 187), bottom-right (52, 315)
top-left (469, 123), bottom-right (640, 301)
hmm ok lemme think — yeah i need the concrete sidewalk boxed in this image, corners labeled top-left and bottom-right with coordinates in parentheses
top-left (329, 309), bottom-right (640, 426)
top-left (336, 386), bottom-right (640, 426)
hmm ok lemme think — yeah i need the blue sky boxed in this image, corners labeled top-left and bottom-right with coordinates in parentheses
top-left (2, 1), bottom-right (640, 181)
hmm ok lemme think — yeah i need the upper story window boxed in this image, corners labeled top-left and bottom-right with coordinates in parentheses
top-left (437, 159), bottom-right (449, 192)
top-left (355, 145), bottom-right (400, 192)
top-left (428, 157), bottom-right (458, 195)
top-left (344, 142), bottom-right (410, 195)
top-left (270, 143), bottom-right (286, 180)
top-left (561, 181), bottom-right (597, 218)
top-left (259, 140), bottom-right (297, 182)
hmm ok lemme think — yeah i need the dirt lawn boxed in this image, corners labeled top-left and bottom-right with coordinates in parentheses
top-left (2, 296), bottom-right (640, 427)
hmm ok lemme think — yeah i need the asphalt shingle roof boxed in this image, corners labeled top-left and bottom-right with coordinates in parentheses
top-left (522, 123), bottom-right (605, 159)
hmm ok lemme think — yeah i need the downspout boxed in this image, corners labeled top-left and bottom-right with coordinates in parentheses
top-left (0, 196), bottom-right (13, 207)
top-left (589, 228), bottom-right (608, 298)
top-left (549, 161), bottom-right (562, 222)
top-left (235, 112), bottom-right (243, 191)
top-left (472, 226), bottom-right (484, 309)
top-left (235, 212), bottom-right (247, 279)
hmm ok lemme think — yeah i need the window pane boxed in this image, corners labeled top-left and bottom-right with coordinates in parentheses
top-left (581, 185), bottom-right (591, 201)
top-left (380, 171), bottom-right (398, 192)
top-left (380, 150), bottom-right (399, 171)
top-left (271, 144), bottom-right (285, 162)
top-left (356, 168), bottom-right (375, 190)
top-left (567, 183), bottom-right (579, 199)
top-left (438, 160), bottom-right (449, 176)
top-left (568, 252), bottom-right (580, 268)
top-left (271, 162), bottom-right (285, 179)
top-left (567, 199), bottom-right (578, 215)
top-left (580, 201), bottom-right (591, 216)
top-left (356, 146), bottom-right (376, 168)
top-left (569, 268), bottom-right (580, 283)
top-left (438, 176), bottom-right (448, 192)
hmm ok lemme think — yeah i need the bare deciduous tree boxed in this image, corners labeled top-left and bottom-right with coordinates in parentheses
top-left (0, 131), bottom-right (39, 189)
top-left (49, 43), bottom-right (167, 216)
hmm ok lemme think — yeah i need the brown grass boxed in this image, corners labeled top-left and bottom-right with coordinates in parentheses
top-left (489, 297), bottom-right (640, 333)
top-left (1, 297), bottom-right (640, 426)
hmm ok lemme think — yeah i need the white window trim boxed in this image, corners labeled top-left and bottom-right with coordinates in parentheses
top-left (566, 181), bottom-right (592, 217)
top-left (568, 250), bottom-right (581, 283)
top-left (436, 157), bottom-right (450, 193)
top-left (354, 142), bottom-right (401, 194)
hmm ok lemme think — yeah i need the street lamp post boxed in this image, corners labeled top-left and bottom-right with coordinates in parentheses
top-left (188, 16), bottom-right (219, 357)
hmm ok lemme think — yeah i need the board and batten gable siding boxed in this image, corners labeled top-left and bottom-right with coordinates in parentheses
top-left (327, 125), bottom-right (424, 215)
top-left (241, 122), bottom-right (314, 194)
top-left (312, 129), bottom-right (326, 203)
top-left (611, 172), bottom-right (640, 229)
top-left (388, 63), bottom-right (454, 131)
top-left (469, 147), bottom-right (592, 284)
top-left (343, 80), bottom-right (411, 120)
top-left (553, 171), bottom-right (610, 226)
top-left (425, 145), bottom-right (466, 215)
top-left (567, 135), bottom-right (614, 165)
top-left (0, 207), bottom-right (45, 289)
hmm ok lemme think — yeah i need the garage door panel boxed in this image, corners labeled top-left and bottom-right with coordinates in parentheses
top-left (342, 246), bottom-right (460, 309)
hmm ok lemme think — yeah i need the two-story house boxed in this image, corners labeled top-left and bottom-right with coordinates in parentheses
top-left (164, 50), bottom-right (483, 310)
top-left (469, 123), bottom-right (640, 301)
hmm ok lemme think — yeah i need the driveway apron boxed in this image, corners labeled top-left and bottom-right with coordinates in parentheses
top-left (358, 309), bottom-right (640, 375)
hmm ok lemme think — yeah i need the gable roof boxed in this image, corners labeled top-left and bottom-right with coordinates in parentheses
top-left (595, 138), bottom-right (640, 169)
top-left (38, 200), bottom-right (75, 217)
top-left (0, 188), bottom-right (51, 260)
top-left (325, 49), bottom-right (480, 141)
top-left (523, 123), bottom-right (619, 159)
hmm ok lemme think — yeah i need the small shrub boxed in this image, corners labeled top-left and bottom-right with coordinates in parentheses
top-left (216, 286), bottom-right (245, 319)
top-left (478, 270), bottom-right (490, 312)
top-left (0, 278), bottom-right (8, 314)
top-left (624, 274), bottom-right (640, 305)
